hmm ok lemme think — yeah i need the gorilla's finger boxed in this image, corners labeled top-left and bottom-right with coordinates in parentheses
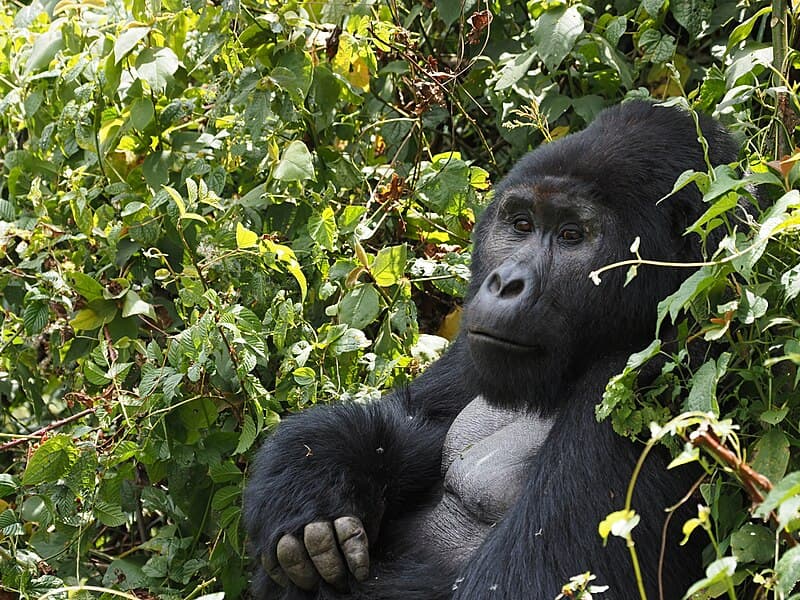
top-left (334, 516), bottom-right (370, 582)
top-left (261, 551), bottom-right (289, 587)
top-left (304, 521), bottom-right (348, 589)
top-left (276, 534), bottom-right (320, 590)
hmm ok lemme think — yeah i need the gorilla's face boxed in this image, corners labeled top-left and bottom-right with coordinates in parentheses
top-left (462, 175), bottom-right (630, 409)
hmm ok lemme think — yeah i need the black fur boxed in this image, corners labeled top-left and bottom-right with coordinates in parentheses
top-left (244, 101), bottom-right (739, 599)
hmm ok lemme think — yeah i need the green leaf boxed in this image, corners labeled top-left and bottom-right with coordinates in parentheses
top-left (684, 353), bottom-right (729, 414)
top-left (494, 48), bottom-right (536, 91)
top-left (371, 245), bottom-right (407, 287)
top-left (274, 140), bottom-right (315, 182)
top-left (69, 272), bottom-right (104, 301)
top-left (24, 26), bottom-right (64, 75)
top-left (637, 29), bottom-right (676, 63)
top-left (781, 264), bottom-right (800, 301)
top-left (656, 266), bottom-right (717, 332)
top-left (135, 47), bottom-right (180, 94)
top-left (209, 462), bottom-right (243, 483)
top-left (731, 523), bottom-right (775, 564)
top-left (602, 16), bottom-right (627, 45)
top-left (777, 546), bottom-right (800, 595)
top-left (670, 0), bottom-right (713, 35)
top-left (103, 558), bottom-right (149, 591)
top-left (738, 288), bottom-right (768, 325)
top-left (234, 414), bottom-right (257, 455)
top-left (23, 301), bottom-right (49, 335)
top-left (70, 300), bottom-right (117, 331)
top-left (292, 367), bottom-right (316, 386)
top-left (642, 0), bottom-right (665, 17)
top-left (684, 557), bottom-right (737, 597)
top-left (308, 207), bottom-right (338, 251)
top-left (114, 26), bottom-right (151, 63)
top-left (270, 49), bottom-right (313, 104)
top-left (755, 472), bottom-right (800, 520)
top-left (686, 192), bottom-right (740, 235)
top-left (22, 435), bottom-right (79, 486)
top-left (143, 151), bottom-right (171, 189)
top-left (331, 328), bottom-right (370, 355)
top-left (436, 0), bottom-right (468, 27)
top-left (0, 509), bottom-right (16, 530)
top-left (725, 6), bottom-right (771, 53)
top-left (0, 474), bottom-right (19, 498)
top-left (212, 485), bottom-right (241, 511)
top-left (130, 97), bottom-right (154, 130)
top-left (85, 360), bottom-right (112, 386)
top-left (178, 397), bottom-right (218, 430)
top-left (339, 284), bottom-right (382, 329)
top-left (533, 7), bottom-right (584, 72)
top-left (122, 290), bottom-right (156, 319)
top-left (121, 201), bottom-right (148, 217)
top-left (751, 428), bottom-right (790, 485)
top-left (761, 406), bottom-right (789, 425)
top-left (95, 500), bottom-right (127, 527)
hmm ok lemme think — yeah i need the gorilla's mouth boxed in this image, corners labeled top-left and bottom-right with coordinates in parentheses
top-left (467, 330), bottom-right (539, 352)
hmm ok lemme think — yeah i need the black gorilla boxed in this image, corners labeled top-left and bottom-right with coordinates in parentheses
top-left (244, 101), bottom-right (739, 599)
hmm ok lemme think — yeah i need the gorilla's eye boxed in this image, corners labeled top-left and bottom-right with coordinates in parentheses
top-left (558, 226), bottom-right (584, 243)
top-left (513, 218), bottom-right (533, 233)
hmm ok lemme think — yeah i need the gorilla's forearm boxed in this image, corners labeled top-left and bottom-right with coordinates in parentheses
top-left (245, 396), bottom-right (445, 549)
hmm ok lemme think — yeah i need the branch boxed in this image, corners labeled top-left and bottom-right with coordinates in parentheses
top-left (0, 407), bottom-right (96, 452)
top-left (689, 428), bottom-right (797, 547)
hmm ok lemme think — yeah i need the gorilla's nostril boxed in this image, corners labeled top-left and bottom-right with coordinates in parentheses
top-left (487, 273), bottom-right (502, 294)
top-left (500, 279), bottom-right (524, 298)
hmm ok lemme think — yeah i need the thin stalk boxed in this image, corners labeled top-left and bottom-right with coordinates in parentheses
top-left (772, 0), bottom-right (791, 157)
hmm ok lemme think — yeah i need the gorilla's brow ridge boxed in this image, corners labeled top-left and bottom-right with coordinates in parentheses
top-left (500, 185), bottom-right (600, 222)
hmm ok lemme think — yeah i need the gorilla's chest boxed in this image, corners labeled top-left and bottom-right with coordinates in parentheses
top-left (414, 396), bottom-right (554, 562)
top-left (442, 396), bottom-right (553, 521)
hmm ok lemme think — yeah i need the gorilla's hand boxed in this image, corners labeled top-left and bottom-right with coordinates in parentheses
top-left (263, 516), bottom-right (369, 590)
top-left (245, 395), bottom-right (448, 594)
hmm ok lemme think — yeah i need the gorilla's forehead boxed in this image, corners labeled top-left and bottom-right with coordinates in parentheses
top-left (497, 179), bottom-right (601, 220)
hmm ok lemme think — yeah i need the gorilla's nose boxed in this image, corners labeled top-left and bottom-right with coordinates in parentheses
top-left (487, 272), bottom-right (525, 299)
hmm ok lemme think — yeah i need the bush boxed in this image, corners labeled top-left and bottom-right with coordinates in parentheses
top-left (0, 0), bottom-right (796, 598)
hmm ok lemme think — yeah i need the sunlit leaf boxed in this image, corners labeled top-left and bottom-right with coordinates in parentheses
top-left (236, 222), bottom-right (259, 249)
top-left (274, 140), bottom-right (315, 182)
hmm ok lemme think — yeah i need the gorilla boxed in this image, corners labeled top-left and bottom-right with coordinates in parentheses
top-left (244, 101), bottom-right (739, 599)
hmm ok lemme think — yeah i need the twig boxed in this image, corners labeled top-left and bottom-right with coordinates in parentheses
top-left (690, 429), bottom-right (772, 500)
top-left (689, 428), bottom-right (798, 547)
top-left (0, 407), bottom-right (96, 452)
top-left (658, 474), bottom-right (706, 600)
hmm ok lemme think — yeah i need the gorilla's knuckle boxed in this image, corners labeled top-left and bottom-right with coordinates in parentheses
top-left (303, 521), bottom-right (337, 555)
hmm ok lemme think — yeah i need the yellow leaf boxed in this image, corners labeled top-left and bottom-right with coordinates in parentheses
top-left (236, 223), bottom-right (259, 249)
top-left (354, 240), bottom-right (370, 268)
top-left (163, 186), bottom-right (186, 215)
top-left (348, 57), bottom-right (370, 91)
top-left (681, 518), bottom-right (703, 545)
top-left (598, 509), bottom-right (639, 543)
top-left (287, 262), bottom-right (307, 301)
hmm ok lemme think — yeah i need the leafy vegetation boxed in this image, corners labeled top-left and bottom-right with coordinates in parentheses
top-left (0, 0), bottom-right (797, 598)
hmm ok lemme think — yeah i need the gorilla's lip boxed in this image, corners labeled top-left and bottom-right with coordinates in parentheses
top-left (467, 330), bottom-right (539, 351)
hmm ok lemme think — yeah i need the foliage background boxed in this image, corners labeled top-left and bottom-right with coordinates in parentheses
top-left (0, 0), bottom-right (797, 598)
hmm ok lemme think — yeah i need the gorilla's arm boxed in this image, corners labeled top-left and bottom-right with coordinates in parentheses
top-left (452, 360), bottom-right (700, 600)
top-left (243, 338), bottom-right (473, 592)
